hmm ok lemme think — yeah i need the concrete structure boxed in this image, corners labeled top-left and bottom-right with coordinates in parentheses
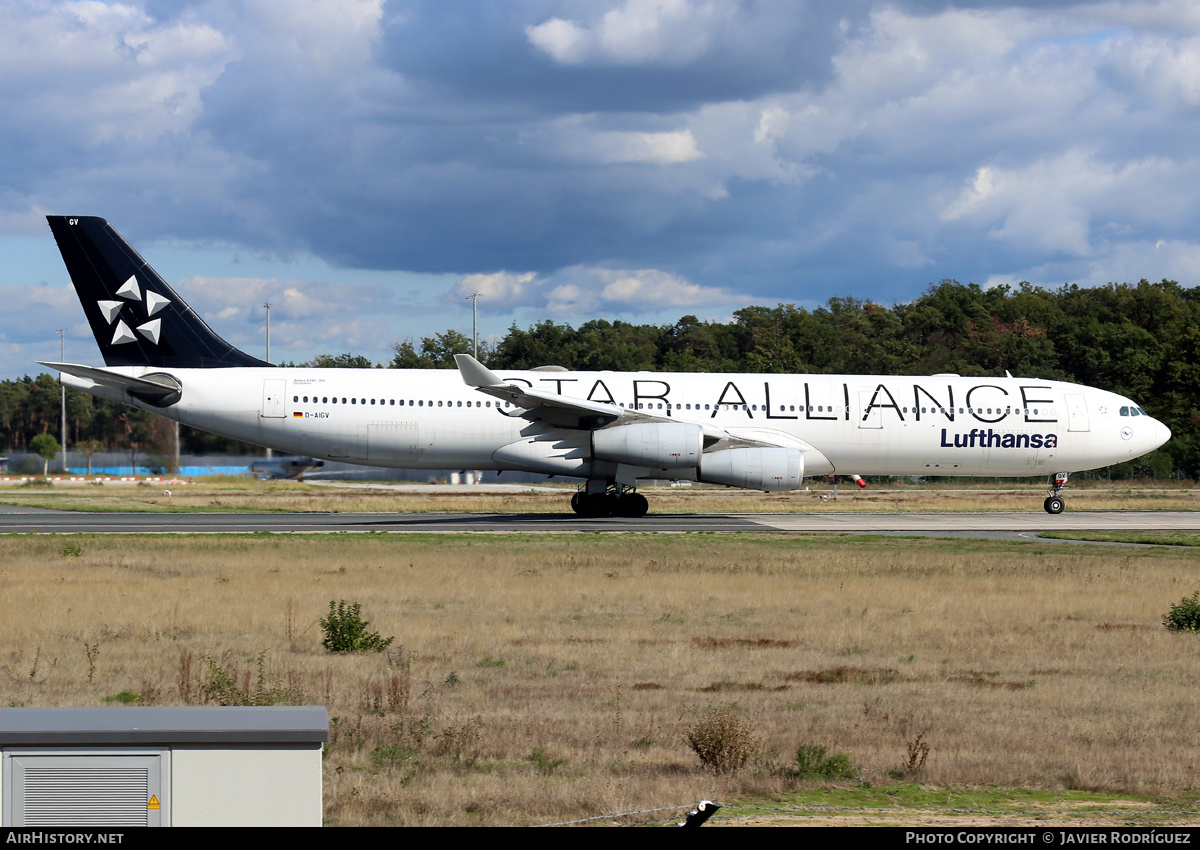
top-left (0, 706), bottom-right (327, 827)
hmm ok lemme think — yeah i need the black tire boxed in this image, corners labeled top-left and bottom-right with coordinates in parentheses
top-left (1045, 496), bottom-right (1065, 515)
top-left (588, 493), bottom-right (612, 517)
top-left (570, 491), bottom-right (589, 516)
top-left (610, 492), bottom-right (648, 518)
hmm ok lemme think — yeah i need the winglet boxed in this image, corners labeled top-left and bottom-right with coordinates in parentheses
top-left (454, 353), bottom-right (504, 387)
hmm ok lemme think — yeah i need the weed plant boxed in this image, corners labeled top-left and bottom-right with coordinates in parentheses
top-left (685, 706), bottom-right (757, 774)
top-left (200, 651), bottom-right (295, 706)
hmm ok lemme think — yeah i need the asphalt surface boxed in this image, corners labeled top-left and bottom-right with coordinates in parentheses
top-left (0, 504), bottom-right (1198, 538)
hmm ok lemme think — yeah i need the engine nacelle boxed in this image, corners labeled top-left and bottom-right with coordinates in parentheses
top-left (698, 447), bottom-right (804, 491)
top-left (592, 422), bottom-right (704, 470)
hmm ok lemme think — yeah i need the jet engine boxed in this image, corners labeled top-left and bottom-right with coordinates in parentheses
top-left (698, 447), bottom-right (804, 492)
top-left (591, 422), bottom-right (704, 470)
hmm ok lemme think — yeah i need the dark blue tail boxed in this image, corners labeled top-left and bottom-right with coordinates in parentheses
top-left (47, 216), bottom-right (270, 369)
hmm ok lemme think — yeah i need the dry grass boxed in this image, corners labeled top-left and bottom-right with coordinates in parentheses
top-left (3, 532), bottom-right (1200, 825)
top-left (1, 478), bottom-right (1198, 514)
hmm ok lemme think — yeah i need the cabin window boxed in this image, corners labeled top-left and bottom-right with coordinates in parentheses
top-left (293, 396), bottom-right (298, 402)
top-left (457, 401), bottom-right (462, 407)
top-left (322, 397), bottom-right (328, 403)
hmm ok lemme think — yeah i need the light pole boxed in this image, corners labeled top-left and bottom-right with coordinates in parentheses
top-left (263, 302), bottom-right (272, 460)
top-left (57, 328), bottom-right (67, 473)
top-left (263, 302), bottom-right (272, 364)
top-left (465, 291), bottom-right (481, 359)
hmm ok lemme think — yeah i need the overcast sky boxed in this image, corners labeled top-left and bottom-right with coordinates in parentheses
top-left (3, 0), bottom-right (1200, 376)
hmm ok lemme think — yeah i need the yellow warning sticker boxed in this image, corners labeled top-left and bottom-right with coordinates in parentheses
top-left (147, 795), bottom-right (160, 810)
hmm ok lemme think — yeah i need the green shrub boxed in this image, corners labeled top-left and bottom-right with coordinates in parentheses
top-left (320, 600), bottom-right (395, 653)
top-left (528, 747), bottom-right (567, 774)
top-left (792, 744), bottom-right (857, 780)
top-left (102, 690), bottom-right (141, 704)
top-left (1163, 591), bottom-right (1200, 632)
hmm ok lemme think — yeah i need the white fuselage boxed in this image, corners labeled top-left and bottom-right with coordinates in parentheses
top-left (68, 366), bottom-right (1171, 483)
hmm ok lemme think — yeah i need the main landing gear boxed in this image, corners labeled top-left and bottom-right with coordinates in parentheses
top-left (1043, 472), bottom-right (1069, 514)
top-left (570, 483), bottom-right (649, 518)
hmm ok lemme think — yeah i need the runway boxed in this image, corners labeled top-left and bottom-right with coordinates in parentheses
top-left (0, 504), bottom-right (1198, 537)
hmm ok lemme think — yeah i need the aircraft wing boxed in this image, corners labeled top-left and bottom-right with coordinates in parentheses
top-left (454, 354), bottom-right (819, 456)
top-left (456, 354), bottom-right (632, 430)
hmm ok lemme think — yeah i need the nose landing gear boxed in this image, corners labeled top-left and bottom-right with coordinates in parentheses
top-left (570, 483), bottom-right (649, 518)
top-left (1043, 472), bottom-right (1069, 514)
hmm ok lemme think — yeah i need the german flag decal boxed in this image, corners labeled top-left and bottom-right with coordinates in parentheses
top-left (293, 412), bottom-right (303, 418)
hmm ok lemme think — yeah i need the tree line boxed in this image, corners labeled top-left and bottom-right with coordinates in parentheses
top-left (3, 279), bottom-right (1196, 477)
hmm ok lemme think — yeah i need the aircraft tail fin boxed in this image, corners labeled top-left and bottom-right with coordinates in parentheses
top-left (46, 216), bottom-right (270, 369)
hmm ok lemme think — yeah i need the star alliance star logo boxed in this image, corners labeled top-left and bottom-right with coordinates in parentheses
top-left (97, 275), bottom-right (170, 346)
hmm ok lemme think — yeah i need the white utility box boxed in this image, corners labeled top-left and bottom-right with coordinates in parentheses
top-left (0, 706), bottom-right (327, 827)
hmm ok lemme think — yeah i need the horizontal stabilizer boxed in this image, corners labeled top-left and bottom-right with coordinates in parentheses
top-left (40, 362), bottom-right (182, 408)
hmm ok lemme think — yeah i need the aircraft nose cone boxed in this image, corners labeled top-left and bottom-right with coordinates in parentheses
top-left (1157, 419), bottom-right (1172, 449)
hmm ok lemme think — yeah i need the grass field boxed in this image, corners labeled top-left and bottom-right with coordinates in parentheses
top-left (1, 477), bottom-right (1198, 514)
top-left (4, 531), bottom-right (1200, 826)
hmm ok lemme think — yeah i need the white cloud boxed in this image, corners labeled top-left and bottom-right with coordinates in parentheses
top-left (183, 275), bottom-right (397, 321)
top-left (454, 272), bottom-right (539, 306)
top-left (454, 265), bottom-right (747, 318)
top-left (0, 1), bottom-right (236, 146)
top-left (524, 17), bottom-right (590, 63)
top-left (526, 0), bottom-right (734, 66)
top-left (536, 118), bottom-right (703, 165)
top-left (939, 151), bottom-right (1198, 257)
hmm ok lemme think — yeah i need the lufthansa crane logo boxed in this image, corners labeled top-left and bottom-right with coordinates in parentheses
top-left (96, 275), bottom-right (171, 346)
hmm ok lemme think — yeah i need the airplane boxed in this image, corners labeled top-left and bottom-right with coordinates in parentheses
top-left (41, 216), bottom-right (1171, 517)
top-left (248, 456), bottom-right (326, 480)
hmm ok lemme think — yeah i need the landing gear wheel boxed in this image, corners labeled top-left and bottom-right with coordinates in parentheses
top-left (1044, 496), bottom-right (1065, 515)
top-left (626, 492), bottom-right (649, 518)
top-left (587, 493), bottom-right (612, 517)
top-left (610, 492), bottom-right (649, 518)
top-left (571, 491), bottom-right (589, 516)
